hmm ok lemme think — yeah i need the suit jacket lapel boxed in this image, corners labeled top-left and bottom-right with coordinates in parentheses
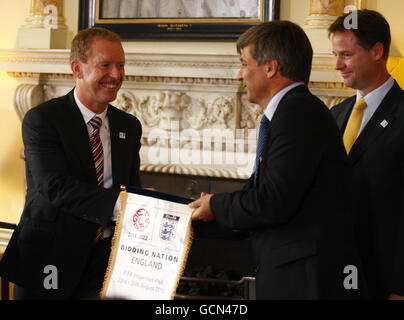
top-left (257, 86), bottom-right (308, 186)
top-left (336, 97), bottom-right (356, 131)
top-left (262, 85), bottom-right (309, 161)
top-left (348, 83), bottom-right (400, 165)
top-left (108, 106), bottom-right (126, 186)
top-left (62, 90), bottom-right (97, 183)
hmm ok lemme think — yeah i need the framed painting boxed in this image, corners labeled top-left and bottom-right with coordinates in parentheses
top-left (79, 0), bottom-right (280, 40)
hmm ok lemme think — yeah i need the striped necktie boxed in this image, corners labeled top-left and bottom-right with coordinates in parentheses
top-left (343, 97), bottom-right (367, 154)
top-left (89, 116), bottom-right (104, 187)
top-left (254, 115), bottom-right (270, 185)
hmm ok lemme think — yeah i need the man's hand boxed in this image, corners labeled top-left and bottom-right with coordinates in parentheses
top-left (388, 293), bottom-right (404, 300)
top-left (189, 192), bottom-right (214, 222)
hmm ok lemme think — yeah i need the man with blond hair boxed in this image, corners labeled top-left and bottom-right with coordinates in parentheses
top-left (0, 27), bottom-right (142, 299)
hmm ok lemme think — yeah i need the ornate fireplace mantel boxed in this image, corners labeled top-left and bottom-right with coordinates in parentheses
top-left (0, 49), bottom-right (354, 180)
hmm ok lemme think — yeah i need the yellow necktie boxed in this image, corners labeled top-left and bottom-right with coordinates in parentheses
top-left (343, 97), bottom-right (367, 154)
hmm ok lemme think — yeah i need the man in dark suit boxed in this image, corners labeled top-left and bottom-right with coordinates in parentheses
top-left (189, 21), bottom-right (366, 299)
top-left (329, 9), bottom-right (404, 300)
top-left (0, 27), bottom-right (142, 299)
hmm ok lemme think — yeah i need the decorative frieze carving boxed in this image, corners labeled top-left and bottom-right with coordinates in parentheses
top-left (14, 84), bottom-right (44, 121)
top-left (1, 49), bottom-right (353, 179)
top-left (240, 94), bottom-right (264, 129)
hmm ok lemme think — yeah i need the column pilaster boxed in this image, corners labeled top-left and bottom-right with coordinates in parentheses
top-left (304, 0), bottom-right (365, 55)
top-left (16, 0), bottom-right (67, 49)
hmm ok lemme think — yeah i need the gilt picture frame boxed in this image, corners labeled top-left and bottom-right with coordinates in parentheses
top-left (79, 0), bottom-right (280, 40)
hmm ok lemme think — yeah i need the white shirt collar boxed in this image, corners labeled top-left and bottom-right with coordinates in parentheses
top-left (357, 76), bottom-right (395, 112)
top-left (73, 88), bottom-right (109, 129)
top-left (264, 82), bottom-right (305, 121)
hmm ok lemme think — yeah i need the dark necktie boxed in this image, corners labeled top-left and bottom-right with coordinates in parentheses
top-left (254, 115), bottom-right (270, 184)
top-left (89, 116), bottom-right (104, 187)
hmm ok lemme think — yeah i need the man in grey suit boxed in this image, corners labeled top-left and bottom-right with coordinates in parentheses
top-left (190, 21), bottom-right (366, 299)
top-left (0, 27), bottom-right (142, 299)
top-left (329, 9), bottom-right (404, 300)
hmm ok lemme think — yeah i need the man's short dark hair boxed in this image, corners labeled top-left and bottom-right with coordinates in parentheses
top-left (328, 9), bottom-right (391, 59)
top-left (237, 21), bottom-right (313, 84)
top-left (70, 27), bottom-right (122, 63)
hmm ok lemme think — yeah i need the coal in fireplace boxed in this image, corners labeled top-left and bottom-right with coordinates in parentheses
top-left (140, 172), bottom-right (256, 300)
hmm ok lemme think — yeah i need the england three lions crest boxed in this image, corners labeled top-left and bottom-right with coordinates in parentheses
top-left (160, 214), bottom-right (180, 243)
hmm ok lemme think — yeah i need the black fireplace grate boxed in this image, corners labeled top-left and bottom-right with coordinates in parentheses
top-left (175, 265), bottom-right (255, 300)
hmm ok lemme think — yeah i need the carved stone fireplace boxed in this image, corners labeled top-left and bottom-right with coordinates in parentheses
top-left (0, 49), bottom-right (353, 178)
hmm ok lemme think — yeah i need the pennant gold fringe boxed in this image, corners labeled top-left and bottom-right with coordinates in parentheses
top-left (100, 186), bottom-right (194, 300)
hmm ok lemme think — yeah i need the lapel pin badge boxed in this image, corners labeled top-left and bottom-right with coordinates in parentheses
top-left (119, 132), bottom-right (126, 139)
top-left (380, 120), bottom-right (389, 128)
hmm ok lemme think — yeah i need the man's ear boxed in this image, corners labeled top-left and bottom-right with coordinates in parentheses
top-left (371, 42), bottom-right (385, 61)
top-left (265, 60), bottom-right (279, 79)
top-left (71, 60), bottom-right (83, 79)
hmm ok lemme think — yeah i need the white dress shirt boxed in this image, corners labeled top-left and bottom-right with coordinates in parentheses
top-left (74, 89), bottom-right (118, 236)
top-left (74, 89), bottom-right (113, 189)
top-left (356, 76), bottom-right (395, 136)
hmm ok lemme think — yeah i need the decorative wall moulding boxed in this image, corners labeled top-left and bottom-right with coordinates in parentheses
top-left (0, 49), bottom-right (353, 179)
